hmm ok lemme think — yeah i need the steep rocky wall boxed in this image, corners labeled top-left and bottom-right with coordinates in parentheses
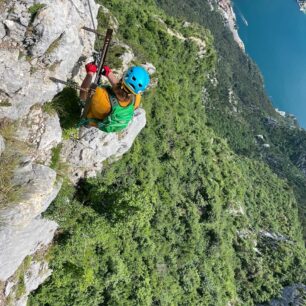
top-left (215, 0), bottom-right (245, 50)
top-left (61, 109), bottom-right (147, 183)
top-left (0, 0), bottom-right (97, 120)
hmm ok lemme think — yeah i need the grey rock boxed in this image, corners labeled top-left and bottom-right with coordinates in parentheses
top-left (143, 62), bottom-right (157, 75)
top-left (14, 260), bottom-right (52, 306)
top-left (256, 134), bottom-right (264, 141)
top-left (0, 162), bottom-right (61, 281)
top-left (0, 0), bottom-right (98, 120)
top-left (4, 257), bottom-right (53, 305)
top-left (61, 108), bottom-right (146, 183)
top-left (0, 218), bottom-right (57, 281)
top-left (0, 135), bottom-right (5, 156)
top-left (0, 49), bottom-right (30, 96)
top-left (258, 284), bottom-right (306, 306)
top-left (5, 281), bottom-right (15, 297)
top-left (2, 163), bottom-right (61, 226)
top-left (259, 230), bottom-right (291, 243)
top-left (4, 19), bottom-right (26, 42)
top-left (16, 105), bottom-right (62, 164)
top-left (0, 22), bottom-right (6, 39)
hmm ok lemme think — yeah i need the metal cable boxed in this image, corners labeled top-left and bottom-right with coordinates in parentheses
top-left (86, 0), bottom-right (96, 30)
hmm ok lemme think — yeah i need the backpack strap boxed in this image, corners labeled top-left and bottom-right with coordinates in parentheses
top-left (105, 86), bottom-right (135, 109)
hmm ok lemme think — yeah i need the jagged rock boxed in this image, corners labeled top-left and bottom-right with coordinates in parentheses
top-left (258, 284), bottom-right (306, 306)
top-left (228, 202), bottom-right (245, 216)
top-left (143, 62), bottom-right (157, 75)
top-left (256, 134), bottom-right (264, 141)
top-left (111, 43), bottom-right (134, 78)
top-left (259, 230), bottom-right (292, 244)
top-left (0, 135), bottom-right (5, 156)
top-left (0, 162), bottom-right (61, 281)
top-left (3, 19), bottom-right (26, 42)
top-left (16, 105), bottom-right (62, 164)
top-left (61, 108), bottom-right (146, 183)
top-left (99, 5), bottom-right (119, 33)
top-left (0, 22), bottom-right (6, 39)
top-left (0, 0), bottom-right (98, 120)
top-left (0, 218), bottom-right (57, 282)
top-left (216, 0), bottom-right (245, 50)
top-left (6, 260), bottom-right (53, 306)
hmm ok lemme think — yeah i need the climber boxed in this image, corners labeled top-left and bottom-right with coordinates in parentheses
top-left (79, 63), bottom-right (150, 133)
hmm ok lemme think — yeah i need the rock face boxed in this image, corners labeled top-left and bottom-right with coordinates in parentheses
top-left (5, 259), bottom-right (52, 306)
top-left (61, 108), bottom-right (146, 183)
top-left (258, 284), bottom-right (306, 306)
top-left (16, 105), bottom-right (62, 164)
top-left (0, 0), bottom-right (98, 120)
top-left (216, 0), bottom-right (245, 50)
top-left (0, 162), bottom-right (61, 281)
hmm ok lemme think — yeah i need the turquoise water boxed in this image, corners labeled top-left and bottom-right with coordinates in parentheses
top-left (233, 0), bottom-right (306, 128)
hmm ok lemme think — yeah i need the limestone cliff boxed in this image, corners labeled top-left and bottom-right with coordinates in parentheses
top-left (215, 0), bottom-right (245, 51)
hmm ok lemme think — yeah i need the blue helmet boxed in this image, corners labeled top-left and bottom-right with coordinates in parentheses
top-left (123, 66), bottom-right (150, 94)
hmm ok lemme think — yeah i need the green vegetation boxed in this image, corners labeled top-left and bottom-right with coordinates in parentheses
top-left (45, 35), bottom-right (62, 55)
top-left (28, 3), bottom-right (46, 22)
top-left (29, 0), bottom-right (305, 305)
top-left (5, 255), bottom-right (32, 305)
top-left (0, 120), bottom-right (28, 207)
top-left (0, 100), bottom-right (12, 107)
top-left (156, 0), bottom-right (306, 237)
top-left (46, 87), bottom-right (81, 140)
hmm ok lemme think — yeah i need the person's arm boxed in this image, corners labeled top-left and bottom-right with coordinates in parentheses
top-left (80, 72), bottom-right (94, 101)
top-left (80, 63), bottom-right (97, 101)
top-left (107, 71), bottom-right (119, 87)
top-left (101, 66), bottom-right (119, 87)
top-left (80, 64), bottom-right (118, 101)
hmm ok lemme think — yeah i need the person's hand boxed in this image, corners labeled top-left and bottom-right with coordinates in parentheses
top-left (85, 62), bottom-right (97, 74)
top-left (101, 65), bottom-right (112, 77)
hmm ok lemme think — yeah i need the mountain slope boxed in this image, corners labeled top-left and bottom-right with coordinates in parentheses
top-left (156, 0), bottom-right (306, 238)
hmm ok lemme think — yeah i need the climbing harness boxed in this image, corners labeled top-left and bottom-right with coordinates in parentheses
top-left (79, 86), bottom-right (135, 133)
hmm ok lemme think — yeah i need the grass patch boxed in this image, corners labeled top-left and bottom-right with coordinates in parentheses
top-left (50, 145), bottom-right (62, 171)
top-left (42, 102), bottom-right (57, 115)
top-left (49, 87), bottom-right (81, 131)
top-left (5, 255), bottom-right (33, 304)
top-left (50, 144), bottom-right (70, 179)
top-left (25, 55), bottom-right (32, 62)
top-left (45, 35), bottom-right (62, 55)
top-left (28, 3), bottom-right (46, 23)
top-left (0, 120), bottom-right (29, 208)
top-left (104, 44), bottom-right (127, 69)
top-left (62, 127), bottom-right (79, 140)
top-left (18, 51), bottom-right (25, 60)
top-left (0, 99), bottom-right (12, 107)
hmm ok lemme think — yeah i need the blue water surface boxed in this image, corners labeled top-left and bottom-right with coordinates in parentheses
top-left (233, 0), bottom-right (306, 128)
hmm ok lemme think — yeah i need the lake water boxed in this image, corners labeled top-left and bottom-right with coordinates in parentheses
top-left (233, 0), bottom-right (306, 129)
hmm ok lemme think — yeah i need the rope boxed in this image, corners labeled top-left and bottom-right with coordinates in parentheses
top-left (86, 0), bottom-right (96, 30)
